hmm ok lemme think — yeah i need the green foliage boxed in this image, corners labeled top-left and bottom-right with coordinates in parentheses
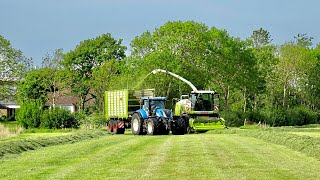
top-left (17, 69), bottom-right (52, 103)
top-left (63, 34), bottom-right (126, 110)
top-left (221, 111), bottom-right (243, 127)
top-left (79, 113), bottom-right (107, 129)
top-left (91, 59), bottom-right (121, 111)
top-left (16, 99), bottom-right (43, 128)
top-left (245, 110), bottom-right (266, 123)
top-left (40, 107), bottom-right (79, 129)
top-left (0, 35), bottom-right (32, 99)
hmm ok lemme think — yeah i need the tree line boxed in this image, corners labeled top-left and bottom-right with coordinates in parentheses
top-left (1, 21), bottom-right (320, 127)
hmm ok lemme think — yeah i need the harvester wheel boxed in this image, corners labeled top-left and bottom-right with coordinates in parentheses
top-left (172, 116), bottom-right (186, 135)
top-left (131, 113), bottom-right (145, 135)
top-left (108, 121), bottom-right (113, 133)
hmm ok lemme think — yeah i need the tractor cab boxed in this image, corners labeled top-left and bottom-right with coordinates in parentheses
top-left (141, 97), bottom-right (171, 118)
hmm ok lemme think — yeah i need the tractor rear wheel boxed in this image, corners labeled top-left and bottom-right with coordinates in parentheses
top-left (146, 119), bottom-right (161, 135)
top-left (131, 113), bottom-right (145, 135)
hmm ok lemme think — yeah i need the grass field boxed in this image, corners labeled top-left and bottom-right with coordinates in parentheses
top-left (288, 131), bottom-right (320, 137)
top-left (1, 131), bottom-right (320, 179)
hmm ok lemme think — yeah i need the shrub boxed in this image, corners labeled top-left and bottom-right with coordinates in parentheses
top-left (221, 111), bottom-right (243, 127)
top-left (40, 107), bottom-right (79, 129)
top-left (285, 108), bottom-right (303, 126)
top-left (80, 113), bottom-right (107, 129)
top-left (245, 111), bottom-right (266, 124)
top-left (16, 100), bottom-right (43, 128)
top-left (294, 106), bottom-right (317, 125)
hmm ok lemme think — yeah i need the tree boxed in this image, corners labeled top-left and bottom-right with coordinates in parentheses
top-left (131, 21), bottom-right (209, 100)
top-left (250, 28), bottom-right (272, 48)
top-left (271, 41), bottom-right (315, 108)
top-left (0, 35), bottom-right (32, 100)
top-left (306, 44), bottom-right (320, 110)
top-left (294, 33), bottom-right (313, 48)
top-left (17, 69), bottom-right (51, 104)
top-left (248, 28), bottom-right (277, 111)
top-left (91, 59), bottom-right (121, 112)
top-left (41, 49), bottom-right (65, 107)
top-left (63, 34), bottom-right (126, 111)
top-left (204, 28), bottom-right (259, 112)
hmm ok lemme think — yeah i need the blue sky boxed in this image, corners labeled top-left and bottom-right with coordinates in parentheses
top-left (1, 0), bottom-right (319, 66)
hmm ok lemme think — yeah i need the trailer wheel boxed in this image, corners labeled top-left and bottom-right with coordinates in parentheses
top-left (108, 121), bottom-right (113, 133)
top-left (116, 120), bottom-right (125, 134)
top-left (172, 116), bottom-right (186, 135)
top-left (113, 121), bottom-right (119, 134)
top-left (131, 113), bottom-right (145, 135)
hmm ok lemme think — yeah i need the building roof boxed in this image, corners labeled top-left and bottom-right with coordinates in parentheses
top-left (0, 100), bottom-right (20, 109)
top-left (47, 94), bottom-right (79, 106)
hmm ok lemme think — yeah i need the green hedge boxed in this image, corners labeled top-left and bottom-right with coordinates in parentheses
top-left (221, 106), bottom-right (319, 127)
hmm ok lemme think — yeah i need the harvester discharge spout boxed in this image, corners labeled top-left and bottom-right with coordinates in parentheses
top-left (151, 69), bottom-right (198, 92)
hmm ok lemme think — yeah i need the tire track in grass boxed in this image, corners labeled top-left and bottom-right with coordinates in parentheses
top-left (55, 135), bottom-right (170, 179)
top-left (157, 134), bottom-right (226, 179)
top-left (140, 136), bottom-right (173, 179)
top-left (48, 135), bottom-right (160, 179)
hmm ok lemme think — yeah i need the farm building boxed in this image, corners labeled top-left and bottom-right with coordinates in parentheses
top-left (0, 100), bottom-right (20, 119)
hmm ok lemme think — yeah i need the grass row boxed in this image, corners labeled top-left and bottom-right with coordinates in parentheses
top-left (209, 128), bottom-right (320, 160)
top-left (0, 130), bottom-right (108, 158)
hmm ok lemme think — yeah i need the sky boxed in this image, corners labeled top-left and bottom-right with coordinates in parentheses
top-left (1, 0), bottom-right (319, 66)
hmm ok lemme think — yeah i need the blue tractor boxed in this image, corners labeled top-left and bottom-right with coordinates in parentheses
top-left (131, 97), bottom-right (186, 135)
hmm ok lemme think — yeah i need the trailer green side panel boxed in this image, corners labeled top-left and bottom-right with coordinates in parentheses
top-left (105, 90), bottom-right (129, 120)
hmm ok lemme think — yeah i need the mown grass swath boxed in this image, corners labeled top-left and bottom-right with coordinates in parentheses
top-left (0, 130), bottom-right (107, 158)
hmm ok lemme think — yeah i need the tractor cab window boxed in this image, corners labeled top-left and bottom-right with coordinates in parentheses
top-left (142, 99), bottom-right (149, 112)
top-left (194, 93), bottom-right (214, 111)
top-left (191, 94), bottom-right (197, 108)
top-left (150, 100), bottom-right (165, 112)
